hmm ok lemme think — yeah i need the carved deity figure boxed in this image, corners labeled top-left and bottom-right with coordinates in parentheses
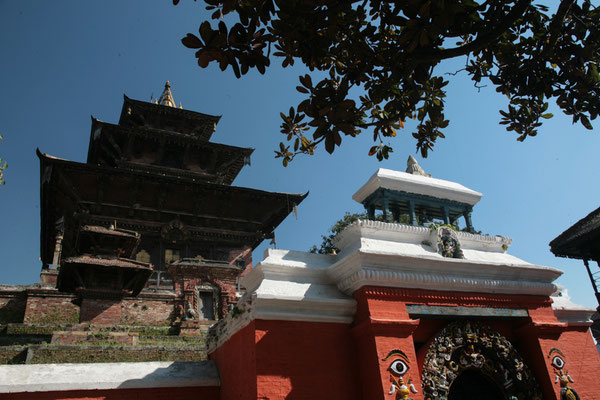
top-left (183, 300), bottom-right (198, 320)
top-left (384, 349), bottom-right (418, 400)
top-left (548, 348), bottom-right (581, 400)
top-left (436, 227), bottom-right (464, 259)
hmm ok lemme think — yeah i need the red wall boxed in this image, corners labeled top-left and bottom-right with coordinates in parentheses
top-left (352, 286), bottom-right (600, 400)
top-left (211, 319), bottom-right (361, 400)
top-left (254, 320), bottom-right (361, 400)
top-left (210, 321), bottom-right (257, 400)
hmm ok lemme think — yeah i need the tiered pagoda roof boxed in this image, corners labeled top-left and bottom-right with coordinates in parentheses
top-left (86, 118), bottom-right (253, 184)
top-left (38, 150), bottom-right (306, 265)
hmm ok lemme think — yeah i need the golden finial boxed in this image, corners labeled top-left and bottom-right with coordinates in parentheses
top-left (157, 81), bottom-right (176, 107)
top-left (179, 102), bottom-right (182, 109)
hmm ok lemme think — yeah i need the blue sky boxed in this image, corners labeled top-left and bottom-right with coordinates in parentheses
top-left (1, 2), bottom-right (599, 308)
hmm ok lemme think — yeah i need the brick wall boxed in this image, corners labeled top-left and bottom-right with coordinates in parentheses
top-left (80, 298), bottom-right (122, 325)
top-left (210, 320), bottom-right (362, 400)
top-left (550, 328), bottom-right (600, 399)
top-left (0, 288), bottom-right (26, 323)
top-left (120, 298), bottom-right (175, 326)
top-left (20, 286), bottom-right (177, 327)
top-left (210, 322), bottom-right (257, 400)
top-left (23, 292), bottom-right (79, 325)
top-left (255, 320), bottom-right (361, 400)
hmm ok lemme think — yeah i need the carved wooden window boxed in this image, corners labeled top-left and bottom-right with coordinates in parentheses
top-left (164, 248), bottom-right (180, 264)
top-left (135, 250), bottom-right (151, 263)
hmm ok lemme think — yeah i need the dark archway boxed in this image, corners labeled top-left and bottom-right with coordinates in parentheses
top-left (448, 369), bottom-right (505, 400)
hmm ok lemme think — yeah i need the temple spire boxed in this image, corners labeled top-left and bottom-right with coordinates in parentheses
top-left (157, 81), bottom-right (177, 108)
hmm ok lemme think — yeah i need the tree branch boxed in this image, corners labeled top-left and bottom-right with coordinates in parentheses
top-left (409, 0), bottom-right (533, 62)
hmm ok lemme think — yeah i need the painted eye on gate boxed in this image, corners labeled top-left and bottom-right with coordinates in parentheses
top-left (551, 355), bottom-right (565, 369)
top-left (389, 359), bottom-right (409, 376)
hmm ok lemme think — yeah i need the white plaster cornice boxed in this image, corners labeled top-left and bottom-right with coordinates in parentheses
top-left (334, 263), bottom-right (558, 296)
top-left (328, 219), bottom-right (562, 297)
top-left (352, 168), bottom-right (482, 205)
top-left (327, 246), bottom-right (562, 297)
top-left (329, 220), bottom-right (561, 298)
top-left (551, 287), bottom-right (596, 325)
top-left (552, 308), bottom-right (595, 326)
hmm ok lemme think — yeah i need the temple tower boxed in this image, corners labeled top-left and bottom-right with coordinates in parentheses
top-left (37, 82), bottom-right (306, 325)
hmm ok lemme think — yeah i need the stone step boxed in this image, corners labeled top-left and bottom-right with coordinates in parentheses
top-left (1, 323), bottom-right (209, 336)
top-left (0, 324), bottom-right (209, 349)
top-left (0, 335), bottom-right (50, 346)
top-left (0, 344), bottom-right (207, 365)
top-left (139, 335), bottom-right (206, 344)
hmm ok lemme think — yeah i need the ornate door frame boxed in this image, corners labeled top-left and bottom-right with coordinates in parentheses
top-left (421, 320), bottom-right (542, 400)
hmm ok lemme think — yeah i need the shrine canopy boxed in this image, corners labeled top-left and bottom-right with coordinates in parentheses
top-left (550, 205), bottom-right (600, 261)
top-left (550, 205), bottom-right (600, 307)
top-left (352, 157), bottom-right (482, 232)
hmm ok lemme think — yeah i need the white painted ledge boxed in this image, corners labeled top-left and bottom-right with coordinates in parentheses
top-left (328, 221), bottom-right (561, 296)
top-left (334, 220), bottom-right (513, 255)
top-left (0, 361), bottom-right (220, 393)
top-left (551, 287), bottom-right (596, 325)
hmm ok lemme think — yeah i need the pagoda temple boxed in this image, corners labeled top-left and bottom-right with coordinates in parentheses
top-left (205, 159), bottom-right (600, 400)
top-left (35, 82), bottom-right (306, 325)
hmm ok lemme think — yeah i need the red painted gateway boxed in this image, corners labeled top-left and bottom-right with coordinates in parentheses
top-left (208, 162), bottom-right (600, 400)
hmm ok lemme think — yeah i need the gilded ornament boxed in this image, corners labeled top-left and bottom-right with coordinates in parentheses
top-left (421, 321), bottom-right (542, 400)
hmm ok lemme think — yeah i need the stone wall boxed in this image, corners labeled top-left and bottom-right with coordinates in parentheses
top-left (0, 286), bottom-right (27, 324)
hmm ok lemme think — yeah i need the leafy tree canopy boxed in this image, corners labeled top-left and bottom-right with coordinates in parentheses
top-left (309, 211), bottom-right (368, 254)
top-left (177, 0), bottom-right (600, 165)
top-left (310, 212), bottom-right (409, 254)
top-left (309, 212), bottom-right (366, 254)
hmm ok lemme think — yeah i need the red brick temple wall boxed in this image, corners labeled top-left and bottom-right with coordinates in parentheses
top-left (209, 286), bottom-right (600, 400)
top-left (210, 322), bottom-right (257, 400)
top-left (119, 298), bottom-right (175, 325)
top-left (351, 286), bottom-right (600, 400)
top-left (210, 320), bottom-right (362, 400)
